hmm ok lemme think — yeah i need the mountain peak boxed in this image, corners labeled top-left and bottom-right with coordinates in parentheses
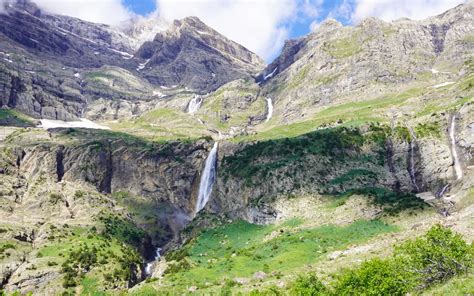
top-left (134, 15), bottom-right (264, 92)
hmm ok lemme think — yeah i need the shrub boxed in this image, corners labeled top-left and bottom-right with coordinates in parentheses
top-left (74, 190), bottom-right (85, 198)
top-left (330, 225), bottom-right (472, 295)
top-left (394, 224), bottom-right (473, 288)
top-left (291, 274), bottom-right (330, 296)
top-left (49, 193), bottom-right (62, 204)
top-left (334, 258), bottom-right (414, 295)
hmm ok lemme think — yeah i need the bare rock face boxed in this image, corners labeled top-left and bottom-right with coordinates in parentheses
top-left (136, 16), bottom-right (265, 93)
top-left (209, 115), bottom-right (473, 222)
top-left (256, 37), bottom-right (307, 83)
top-left (0, 1), bottom-right (264, 119)
top-left (258, 3), bottom-right (474, 123)
top-left (13, 132), bottom-right (211, 217)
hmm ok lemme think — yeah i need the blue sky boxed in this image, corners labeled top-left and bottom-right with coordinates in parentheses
top-left (30, 0), bottom-right (466, 63)
top-left (120, 0), bottom-right (464, 62)
top-left (122, 0), bottom-right (351, 40)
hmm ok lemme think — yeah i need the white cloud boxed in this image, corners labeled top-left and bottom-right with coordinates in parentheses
top-left (0, 0), bottom-right (14, 14)
top-left (351, 0), bottom-right (467, 23)
top-left (32, 0), bottom-right (134, 25)
top-left (155, 0), bottom-right (299, 62)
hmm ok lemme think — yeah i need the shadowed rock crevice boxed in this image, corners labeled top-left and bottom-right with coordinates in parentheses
top-left (429, 23), bottom-right (450, 55)
top-left (385, 138), bottom-right (401, 192)
top-left (98, 147), bottom-right (113, 194)
top-left (55, 146), bottom-right (64, 182)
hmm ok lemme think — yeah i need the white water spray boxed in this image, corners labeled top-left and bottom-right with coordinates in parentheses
top-left (195, 142), bottom-right (218, 214)
top-left (450, 115), bottom-right (463, 180)
top-left (145, 247), bottom-right (161, 275)
top-left (188, 95), bottom-right (203, 113)
top-left (265, 98), bottom-right (273, 122)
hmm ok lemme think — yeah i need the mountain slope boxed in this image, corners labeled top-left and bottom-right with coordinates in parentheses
top-left (255, 3), bottom-right (474, 128)
top-left (136, 16), bottom-right (264, 93)
top-left (0, 0), bottom-right (264, 120)
top-left (0, 1), bottom-right (473, 295)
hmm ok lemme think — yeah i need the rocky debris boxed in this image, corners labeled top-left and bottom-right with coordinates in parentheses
top-left (5, 268), bottom-right (60, 294)
top-left (13, 230), bottom-right (34, 243)
top-left (253, 271), bottom-right (267, 280)
top-left (233, 277), bottom-right (250, 284)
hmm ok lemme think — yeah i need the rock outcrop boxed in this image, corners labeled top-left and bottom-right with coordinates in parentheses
top-left (0, 1), bottom-right (264, 120)
top-left (136, 16), bottom-right (265, 93)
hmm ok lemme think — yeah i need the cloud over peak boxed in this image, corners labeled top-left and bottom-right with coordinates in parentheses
top-left (350, 0), bottom-right (466, 23)
top-left (33, 0), bottom-right (134, 25)
top-left (6, 0), bottom-right (466, 62)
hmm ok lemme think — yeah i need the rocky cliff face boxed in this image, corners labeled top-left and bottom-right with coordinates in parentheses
top-left (208, 107), bottom-right (474, 222)
top-left (258, 3), bottom-right (474, 124)
top-left (0, 1), bottom-right (473, 294)
top-left (0, 0), bottom-right (264, 120)
top-left (136, 16), bottom-right (264, 93)
top-left (0, 128), bottom-right (218, 293)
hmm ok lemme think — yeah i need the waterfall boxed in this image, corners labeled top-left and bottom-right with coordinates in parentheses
top-left (195, 142), bottom-right (218, 214)
top-left (145, 247), bottom-right (161, 275)
top-left (265, 98), bottom-right (273, 122)
top-left (449, 115), bottom-right (463, 180)
top-left (408, 139), bottom-right (420, 192)
top-left (436, 184), bottom-right (450, 198)
top-left (188, 95), bottom-right (203, 113)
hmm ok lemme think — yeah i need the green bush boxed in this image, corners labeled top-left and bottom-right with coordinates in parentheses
top-left (49, 193), bottom-right (63, 205)
top-left (74, 190), bottom-right (85, 198)
top-left (347, 187), bottom-right (427, 214)
top-left (332, 225), bottom-right (471, 295)
top-left (289, 225), bottom-right (472, 296)
top-left (334, 258), bottom-right (414, 295)
top-left (291, 274), bottom-right (330, 295)
top-left (394, 224), bottom-right (473, 288)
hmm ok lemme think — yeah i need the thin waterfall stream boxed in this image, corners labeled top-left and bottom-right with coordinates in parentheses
top-left (450, 114), bottom-right (463, 180)
top-left (195, 142), bottom-right (218, 214)
top-left (145, 248), bottom-right (161, 276)
top-left (265, 98), bottom-right (273, 122)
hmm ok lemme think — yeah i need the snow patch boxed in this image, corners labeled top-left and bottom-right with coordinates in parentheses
top-left (433, 81), bottom-right (454, 88)
top-left (74, 73), bottom-right (81, 78)
top-left (39, 119), bottom-right (110, 130)
top-left (152, 90), bottom-right (166, 98)
top-left (137, 59), bottom-right (150, 71)
top-left (264, 67), bottom-right (278, 81)
top-left (108, 48), bottom-right (133, 59)
top-left (160, 85), bottom-right (178, 90)
top-left (196, 30), bottom-right (210, 35)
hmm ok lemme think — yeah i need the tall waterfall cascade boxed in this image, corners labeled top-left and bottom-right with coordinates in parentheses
top-left (450, 115), bottom-right (463, 180)
top-left (265, 98), bottom-right (273, 122)
top-left (195, 142), bottom-right (218, 214)
top-left (188, 95), bottom-right (203, 113)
